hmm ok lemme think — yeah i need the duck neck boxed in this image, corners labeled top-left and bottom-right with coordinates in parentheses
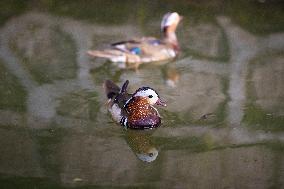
top-left (163, 28), bottom-right (179, 52)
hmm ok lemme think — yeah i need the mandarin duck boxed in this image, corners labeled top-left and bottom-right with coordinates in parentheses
top-left (104, 80), bottom-right (166, 129)
top-left (88, 12), bottom-right (182, 69)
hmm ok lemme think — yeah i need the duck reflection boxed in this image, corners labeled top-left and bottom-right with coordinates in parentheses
top-left (125, 129), bottom-right (158, 163)
top-left (90, 60), bottom-right (181, 89)
top-left (162, 64), bottom-right (180, 87)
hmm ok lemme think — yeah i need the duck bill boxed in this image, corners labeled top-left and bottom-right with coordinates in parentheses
top-left (156, 99), bottom-right (167, 107)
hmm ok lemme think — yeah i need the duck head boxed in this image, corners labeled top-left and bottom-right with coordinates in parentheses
top-left (161, 12), bottom-right (182, 33)
top-left (161, 12), bottom-right (182, 50)
top-left (133, 87), bottom-right (167, 107)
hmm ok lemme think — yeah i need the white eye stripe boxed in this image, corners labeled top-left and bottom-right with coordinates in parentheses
top-left (134, 89), bottom-right (158, 98)
top-left (125, 88), bottom-right (160, 106)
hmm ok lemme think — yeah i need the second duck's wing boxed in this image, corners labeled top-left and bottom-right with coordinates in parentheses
top-left (111, 37), bottom-right (163, 55)
top-left (113, 37), bottom-right (175, 62)
top-left (88, 37), bottom-right (175, 64)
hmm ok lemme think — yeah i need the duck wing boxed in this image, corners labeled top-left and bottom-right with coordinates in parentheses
top-left (114, 80), bottom-right (132, 108)
top-left (88, 37), bottom-right (173, 65)
top-left (111, 37), bottom-right (164, 55)
top-left (104, 80), bottom-right (132, 110)
top-left (104, 80), bottom-right (121, 99)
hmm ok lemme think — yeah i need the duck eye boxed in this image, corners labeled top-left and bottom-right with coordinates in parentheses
top-left (148, 95), bottom-right (153, 98)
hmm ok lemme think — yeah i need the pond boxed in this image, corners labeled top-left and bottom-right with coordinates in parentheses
top-left (0, 0), bottom-right (284, 188)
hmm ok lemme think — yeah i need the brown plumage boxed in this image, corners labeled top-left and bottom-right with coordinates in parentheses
top-left (104, 80), bottom-right (166, 129)
top-left (125, 97), bottom-right (159, 125)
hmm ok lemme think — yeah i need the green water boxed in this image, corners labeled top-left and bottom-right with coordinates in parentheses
top-left (0, 1), bottom-right (283, 188)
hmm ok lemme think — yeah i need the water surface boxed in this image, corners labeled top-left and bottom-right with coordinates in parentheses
top-left (0, 1), bottom-right (284, 188)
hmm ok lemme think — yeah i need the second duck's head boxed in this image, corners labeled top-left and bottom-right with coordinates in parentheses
top-left (161, 12), bottom-right (182, 34)
top-left (133, 87), bottom-right (167, 107)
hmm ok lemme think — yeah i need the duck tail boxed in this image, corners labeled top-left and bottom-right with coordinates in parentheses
top-left (88, 50), bottom-right (113, 58)
top-left (104, 80), bottom-right (121, 99)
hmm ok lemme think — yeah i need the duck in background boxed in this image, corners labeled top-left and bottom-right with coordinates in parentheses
top-left (88, 12), bottom-right (182, 69)
top-left (104, 80), bottom-right (166, 129)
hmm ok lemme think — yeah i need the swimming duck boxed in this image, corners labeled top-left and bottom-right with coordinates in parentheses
top-left (88, 12), bottom-right (182, 69)
top-left (104, 80), bottom-right (166, 129)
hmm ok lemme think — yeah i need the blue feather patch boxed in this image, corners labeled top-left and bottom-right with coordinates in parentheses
top-left (130, 47), bottom-right (141, 55)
